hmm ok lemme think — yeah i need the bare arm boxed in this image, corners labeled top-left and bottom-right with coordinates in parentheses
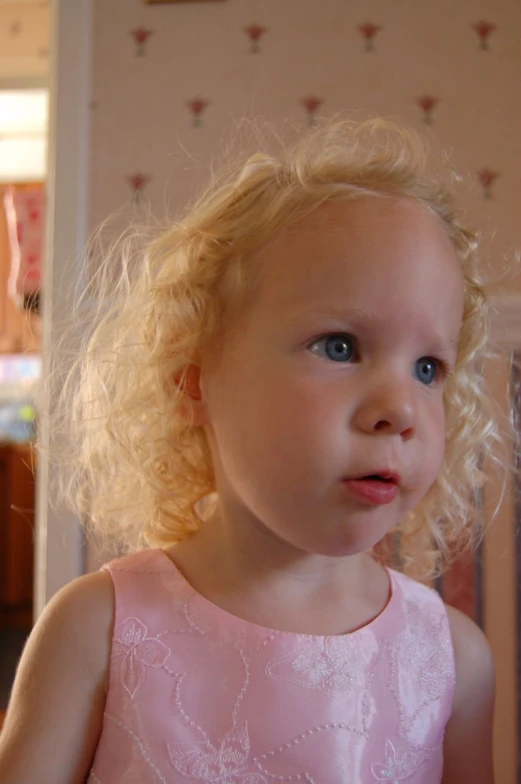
top-left (442, 604), bottom-right (495, 784)
top-left (0, 570), bottom-right (114, 784)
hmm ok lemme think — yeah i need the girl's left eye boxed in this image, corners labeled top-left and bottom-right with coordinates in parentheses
top-left (414, 357), bottom-right (445, 385)
top-left (308, 334), bottom-right (356, 363)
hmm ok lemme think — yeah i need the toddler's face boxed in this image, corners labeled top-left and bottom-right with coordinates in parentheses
top-left (199, 196), bottom-right (465, 558)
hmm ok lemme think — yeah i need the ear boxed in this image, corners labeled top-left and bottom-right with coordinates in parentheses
top-left (174, 363), bottom-right (208, 426)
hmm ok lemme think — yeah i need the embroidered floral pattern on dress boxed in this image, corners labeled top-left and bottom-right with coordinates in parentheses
top-left (168, 722), bottom-right (268, 783)
top-left (88, 553), bottom-right (454, 782)
top-left (112, 616), bottom-right (171, 698)
top-left (173, 585), bottom-right (279, 653)
top-left (390, 599), bottom-right (454, 747)
top-left (371, 740), bottom-right (424, 781)
top-left (266, 633), bottom-right (373, 696)
top-left (399, 601), bottom-right (453, 698)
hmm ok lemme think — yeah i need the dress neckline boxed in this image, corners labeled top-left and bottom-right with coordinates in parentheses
top-left (153, 547), bottom-right (398, 640)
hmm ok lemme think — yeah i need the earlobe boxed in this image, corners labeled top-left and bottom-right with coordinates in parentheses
top-left (175, 363), bottom-right (208, 426)
top-left (181, 363), bottom-right (203, 402)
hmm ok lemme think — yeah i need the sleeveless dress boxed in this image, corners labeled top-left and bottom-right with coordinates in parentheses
top-left (88, 548), bottom-right (455, 783)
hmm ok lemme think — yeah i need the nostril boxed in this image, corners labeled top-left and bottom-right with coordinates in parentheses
top-left (401, 425), bottom-right (415, 441)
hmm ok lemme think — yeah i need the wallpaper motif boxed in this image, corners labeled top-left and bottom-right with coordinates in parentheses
top-left (244, 24), bottom-right (266, 53)
top-left (415, 95), bottom-right (439, 125)
top-left (477, 168), bottom-right (500, 200)
top-left (187, 98), bottom-right (209, 128)
top-left (301, 96), bottom-right (323, 127)
top-left (358, 23), bottom-right (381, 52)
top-left (130, 26), bottom-right (153, 56)
top-left (127, 173), bottom-right (151, 202)
top-left (473, 20), bottom-right (496, 50)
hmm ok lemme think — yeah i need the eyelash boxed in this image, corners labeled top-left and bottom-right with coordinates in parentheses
top-left (307, 333), bottom-right (453, 385)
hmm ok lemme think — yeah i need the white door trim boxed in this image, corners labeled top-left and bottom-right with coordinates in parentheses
top-left (35, 0), bottom-right (92, 617)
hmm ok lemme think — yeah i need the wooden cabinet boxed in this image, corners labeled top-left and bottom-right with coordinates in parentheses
top-left (0, 444), bottom-right (35, 626)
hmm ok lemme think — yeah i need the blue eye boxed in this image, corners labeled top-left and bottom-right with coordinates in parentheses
top-left (310, 334), bottom-right (356, 363)
top-left (414, 357), bottom-right (440, 385)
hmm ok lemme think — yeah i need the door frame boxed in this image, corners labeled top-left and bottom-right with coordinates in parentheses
top-left (35, 0), bottom-right (92, 616)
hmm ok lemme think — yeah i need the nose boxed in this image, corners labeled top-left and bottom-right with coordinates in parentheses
top-left (353, 377), bottom-right (417, 440)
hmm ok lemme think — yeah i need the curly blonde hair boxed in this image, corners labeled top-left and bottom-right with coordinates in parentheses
top-left (52, 118), bottom-right (499, 578)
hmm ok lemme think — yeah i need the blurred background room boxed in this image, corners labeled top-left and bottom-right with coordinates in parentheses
top-left (0, 0), bottom-right (46, 732)
top-left (1, 2), bottom-right (521, 782)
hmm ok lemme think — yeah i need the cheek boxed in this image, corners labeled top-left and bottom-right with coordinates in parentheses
top-left (425, 408), bottom-right (447, 476)
top-left (208, 377), bottom-right (333, 480)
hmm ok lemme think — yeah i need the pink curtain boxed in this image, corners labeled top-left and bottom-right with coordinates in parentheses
top-left (3, 184), bottom-right (45, 309)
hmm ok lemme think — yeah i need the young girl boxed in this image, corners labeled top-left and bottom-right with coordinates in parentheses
top-left (0, 120), bottom-right (498, 783)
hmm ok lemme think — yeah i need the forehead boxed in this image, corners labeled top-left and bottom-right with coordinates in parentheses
top-left (252, 196), bottom-right (464, 331)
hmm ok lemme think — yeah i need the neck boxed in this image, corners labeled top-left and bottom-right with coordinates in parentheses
top-left (210, 509), bottom-right (365, 586)
top-left (166, 506), bottom-right (390, 635)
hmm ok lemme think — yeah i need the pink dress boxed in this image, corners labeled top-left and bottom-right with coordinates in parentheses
top-left (88, 548), bottom-right (455, 783)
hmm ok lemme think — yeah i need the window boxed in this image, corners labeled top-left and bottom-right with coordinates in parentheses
top-left (0, 89), bottom-right (48, 183)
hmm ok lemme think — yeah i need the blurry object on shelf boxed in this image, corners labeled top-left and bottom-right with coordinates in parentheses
top-left (0, 401), bottom-right (36, 443)
top-left (3, 183), bottom-right (44, 313)
top-left (0, 354), bottom-right (40, 443)
top-left (0, 354), bottom-right (41, 388)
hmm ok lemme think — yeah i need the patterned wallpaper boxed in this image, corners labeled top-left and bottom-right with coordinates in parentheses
top-left (0, 1), bottom-right (49, 80)
top-left (91, 0), bottom-right (521, 296)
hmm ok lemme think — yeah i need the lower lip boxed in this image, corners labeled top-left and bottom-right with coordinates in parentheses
top-left (342, 478), bottom-right (398, 505)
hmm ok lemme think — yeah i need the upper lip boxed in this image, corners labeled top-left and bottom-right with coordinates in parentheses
top-left (345, 470), bottom-right (401, 486)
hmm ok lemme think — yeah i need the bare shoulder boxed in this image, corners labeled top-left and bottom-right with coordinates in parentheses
top-left (442, 604), bottom-right (495, 784)
top-left (446, 604), bottom-right (494, 676)
top-left (0, 570), bottom-right (115, 784)
top-left (35, 569), bottom-right (115, 663)
top-left (445, 604), bottom-right (495, 721)
top-left (19, 569), bottom-right (115, 689)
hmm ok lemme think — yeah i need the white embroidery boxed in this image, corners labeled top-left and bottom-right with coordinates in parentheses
top-left (398, 602), bottom-right (453, 698)
top-left (168, 722), bottom-right (268, 783)
top-left (112, 616), bottom-right (171, 698)
top-left (102, 712), bottom-right (170, 783)
top-left (171, 656), bottom-right (337, 783)
top-left (174, 674), bottom-right (212, 742)
top-left (181, 588), bottom-right (279, 653)
top-left (389, 599), bottom-right (454, 749)
top-left (371, 739), bottom-right (424, 782)
top-left (253, 721), bottom-right (364, 783)
top-left (266, 633), bottom-right (373, 696)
